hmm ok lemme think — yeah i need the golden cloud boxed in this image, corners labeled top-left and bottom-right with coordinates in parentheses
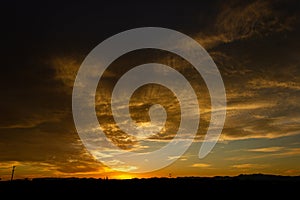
top-left (191, 163), bottom-right (211, 168)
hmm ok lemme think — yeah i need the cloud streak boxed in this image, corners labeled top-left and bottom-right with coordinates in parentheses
top-left (247, 147), bottom-right (284, 153)
top-left (191, 163), bottom-right (211, 168)
top-left (227, 147), bottom-right (300, 161)
top-left (232, 163), bottom-right (267, 169)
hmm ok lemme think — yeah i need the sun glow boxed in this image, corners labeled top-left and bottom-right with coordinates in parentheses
top-left (113, 174), bottom-right (136, 180)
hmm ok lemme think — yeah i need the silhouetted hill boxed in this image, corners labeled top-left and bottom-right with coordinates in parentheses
top-left (0, 174), bottom-right (299, 197)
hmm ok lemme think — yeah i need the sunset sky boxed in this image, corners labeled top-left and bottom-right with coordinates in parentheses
top-left (2, 0), bottom-right (300, 180)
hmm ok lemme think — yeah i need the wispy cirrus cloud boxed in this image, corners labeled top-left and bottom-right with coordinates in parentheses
top-left (227, 146), bottom-right (300, 161)
top-left (232, 163), bottom-right (268, 169)
top-left (0, 111), bottom-right (66, 129)
top-left (248, 78), bottom-right (300, 90)
top-left (195, 0), bottom-right (297, 49)
top-left (247, 146), bottom-right (284, 153)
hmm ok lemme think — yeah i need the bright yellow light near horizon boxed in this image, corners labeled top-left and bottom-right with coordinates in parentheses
top-left (113, 174), bottom-right (136, 180)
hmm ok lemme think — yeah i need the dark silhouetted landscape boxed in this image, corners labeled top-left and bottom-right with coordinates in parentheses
top-left (1, 174), bottom-right (299, 197)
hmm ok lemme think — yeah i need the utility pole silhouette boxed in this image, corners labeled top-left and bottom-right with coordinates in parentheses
top-left (11, 166), bottom-right (16, 181)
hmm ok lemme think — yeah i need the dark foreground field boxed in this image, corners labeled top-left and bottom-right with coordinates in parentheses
top-left (1, 174), bottom-right (299, 197)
